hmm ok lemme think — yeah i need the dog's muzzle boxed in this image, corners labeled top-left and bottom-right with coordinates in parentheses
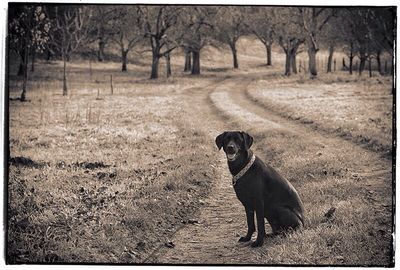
top-left (227, 153), bottom-right (238, 161)
top-left (226, 144), bottom-right (238, 161)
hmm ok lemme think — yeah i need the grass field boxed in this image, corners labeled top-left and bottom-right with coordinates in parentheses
top-left (246, 74), bottom-right (393, 157)
top-left (8, 61), bottom-right (221, 262)
top-left (7, 37), bottom-right (394, 265)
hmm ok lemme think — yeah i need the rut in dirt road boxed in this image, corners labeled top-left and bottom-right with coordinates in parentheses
top-left (145, 79), bottom-right (269, 264)
top-left (148, 78), bottom-right (392, 265)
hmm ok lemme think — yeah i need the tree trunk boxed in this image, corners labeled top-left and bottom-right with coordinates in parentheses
top-left (150, 53), bottom-right (159, 79)
top-left (359, 54), bottom-right (367, 76)
top-left (284, 51), bottom-right (291, 76)
top-left (230, 43), bottom-right (239, 69)
top-left (17, 39), bottom-right (27, 77)
top-left (98, 39), bottom-right (105, 62)
top-left (20, 28), bottom-right (30, 101)
top-left (30, 47), bottom-right (35, 72)
top-left (62, 54), bottom-right (68, 96)
top-left (368, 58), bottom-right (372, 77)
top-left (308, 47), bottom-right (318, 77)
top-left (165, 52), bottom-right (171, 78)
top-left (20, 43), bottom-right (29, 101)
top-left (291, 51), bottom-right (297, 74)
top-left (45, 48), bottom-right (52, 61)
top-left (191, 50), bottom-right (200, 75)
top-left (17, 61), bottom-right (24, 76)
top-left (391, 58), bottom-right (394, 75)
top-left (121, 50), bottom-right (128, 72)
top-left (349, 41), bottom-right (354, 75)
top-left (327, 45), bottom-right (334, 73)
top-left (349, 55), bottom-right (354, 75)
top-left (184, 50), bottom-right (192, 72)
top-left (266, 43), bottom-right (272, 66)
top-left (384, 60), bottom-right (388, 74)
top-left (376, 50), bottom-right (382, 75)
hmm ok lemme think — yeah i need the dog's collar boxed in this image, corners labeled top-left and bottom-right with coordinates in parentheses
top-left (232, 154), bottom-right (256, 186)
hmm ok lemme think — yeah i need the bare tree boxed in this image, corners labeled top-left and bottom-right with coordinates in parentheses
top-left (298, 7), bottom-right (334, 77)
top-left (46, 5), bottom-right (92, 96)
top-left (366, 8), bottom-right (395, 75)
top-left (341, 8), bottom-right (372, 76)
top-left (246, 7), bottom-right (276, 66)
top-left (139, 6), bottom-right (182, 79)
top-left (319, 13), bottom-right (343, 73)
top-left (183, 47), bottom-right (192, 72)
top-left (338, 7), bottom-right (395, 76)
top-left (90, 6), bottom-right (118, 62)
top-left (181, 6), bottom-right (217, 75)
top-left (274, 7), bottom-right (304, 76)
top-left (368, 8), bottom-right (395, 56)
top-left (213, 7), bottom-right (247, 69)
top-left (108, 6), bottom-right (143, 72)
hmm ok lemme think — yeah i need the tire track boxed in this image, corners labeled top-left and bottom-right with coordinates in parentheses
top-left (147, 76), bottom-right (393, 265)
top-left (207, 78), bottom-right (392, 265)
top-left (145, 78), bottom-right (273, 264)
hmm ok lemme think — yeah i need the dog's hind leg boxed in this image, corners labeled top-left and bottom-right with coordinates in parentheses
top-left (274, 206), bottom-right (303, 233)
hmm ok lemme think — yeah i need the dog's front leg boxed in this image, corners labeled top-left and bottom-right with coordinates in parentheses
top-left (239, 207), bottom-right (255, 242)
top-left (251, 202), bottom-right (266, 247)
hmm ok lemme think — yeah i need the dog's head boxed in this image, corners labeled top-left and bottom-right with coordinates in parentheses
top-left (215, 131), bottom-right (253, 162)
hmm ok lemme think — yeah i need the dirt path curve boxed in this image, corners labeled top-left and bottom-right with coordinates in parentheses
top-left (144, 78), bottom-right (268, 264)
top-left (146, 76), bottom-right (392, 265)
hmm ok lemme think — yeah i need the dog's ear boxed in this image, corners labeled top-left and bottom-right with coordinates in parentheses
top-left (241, 131), bottom-right (253, 150)
top-left (215, 132), bottom-right (226, 150)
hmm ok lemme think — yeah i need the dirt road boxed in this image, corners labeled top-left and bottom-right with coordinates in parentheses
top-left (145, 75), bottom-right (393, 265)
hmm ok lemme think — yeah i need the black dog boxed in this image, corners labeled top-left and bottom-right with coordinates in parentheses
top-left (216, 131), bottom-right (304, 247)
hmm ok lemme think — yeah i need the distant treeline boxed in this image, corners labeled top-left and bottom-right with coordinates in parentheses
top-left (8, 5), bottom-right (395, 100)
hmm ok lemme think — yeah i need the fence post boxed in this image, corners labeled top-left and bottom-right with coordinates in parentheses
top-left (110, 75), bottom-right (114, 95)
top-left (89, 55), bottom-right (92, 79)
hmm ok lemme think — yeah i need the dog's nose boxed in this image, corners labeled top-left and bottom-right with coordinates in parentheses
top-left (227, 145), bottom-right (234, 151)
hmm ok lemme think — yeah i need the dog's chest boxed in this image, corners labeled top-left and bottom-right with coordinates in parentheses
top-left (233, 179), bottom-right (257, 206)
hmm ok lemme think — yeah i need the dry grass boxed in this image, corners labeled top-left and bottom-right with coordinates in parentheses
top-left (7, 59), bottom-right (220, 263)
top-left (250, 128), bottom-right (392, 265)
top-left (7, 36), bottom-right (394, 265)
top-left (247, 72), bottom-right (393, 157)
top-left (209, 87), bottom-right (392, 265)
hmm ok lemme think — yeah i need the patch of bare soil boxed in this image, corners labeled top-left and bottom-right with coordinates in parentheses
top-left (9, 156), bottom-right (48, 168)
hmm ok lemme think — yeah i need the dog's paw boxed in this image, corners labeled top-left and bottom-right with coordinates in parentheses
top-left (250, 239), bottom-right (264, 248)
top-left (238, 236), bottom-right (252, 242)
